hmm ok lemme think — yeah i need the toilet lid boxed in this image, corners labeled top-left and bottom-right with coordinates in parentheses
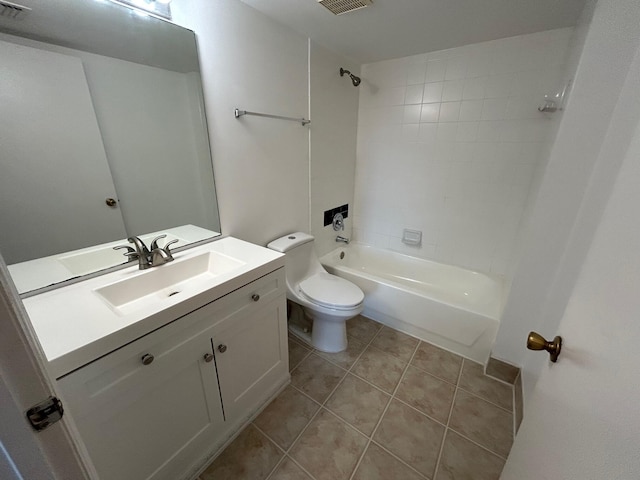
top-left (299, 273), bottom-right (364, 309)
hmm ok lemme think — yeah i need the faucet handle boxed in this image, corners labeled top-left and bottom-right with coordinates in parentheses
top-left (163, 239), bottom-right (179, 258)
top-left (150, 234), bottom-right (167, 250)
top-left (114, 245), bottom-right (137, 262)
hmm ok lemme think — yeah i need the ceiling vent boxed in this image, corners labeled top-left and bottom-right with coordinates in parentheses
top-left (0, 0), bottom-right (31, 19)
top-left (317, 0), bottom-right (372, 16)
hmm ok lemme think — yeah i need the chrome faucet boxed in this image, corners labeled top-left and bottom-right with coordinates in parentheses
top-left (114, 235), bottom-right (178, 270)
top-left (336, 235), bottom-right (350, 244)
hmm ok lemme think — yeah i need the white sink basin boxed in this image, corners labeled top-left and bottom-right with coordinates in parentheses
top-left (94, 251), bottom-right (245, 315)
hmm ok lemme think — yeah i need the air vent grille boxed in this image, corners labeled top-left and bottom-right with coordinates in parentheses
top-left (318, 0), bottom-right (372, 16)
top-left (0, 0), bottom-right (30, 19)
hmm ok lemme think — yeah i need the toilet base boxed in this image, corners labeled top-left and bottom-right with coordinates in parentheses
top-left (310, 313), bottom-right (348, 353)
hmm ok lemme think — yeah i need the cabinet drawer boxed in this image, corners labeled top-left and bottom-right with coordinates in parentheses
top-left (185, 267), bottom-right (285, 332)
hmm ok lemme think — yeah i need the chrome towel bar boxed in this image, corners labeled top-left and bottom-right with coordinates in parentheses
top-left (234, 108), bottom-right (310, 126)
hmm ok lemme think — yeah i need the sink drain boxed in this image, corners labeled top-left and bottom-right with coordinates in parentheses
top-left (168, 291), bottom-right (180, 297)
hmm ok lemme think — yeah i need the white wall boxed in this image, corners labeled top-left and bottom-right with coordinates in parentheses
top-left (502, 37), bottom-right (640, 478)
top-left (172, 0), bottom-right (310, 247)
top-left (353, 29), bottom-right (573, 275)
top-left (309, 41), bottom-right (360, 256)
top-left (493, 0), bottom-right (640, 377)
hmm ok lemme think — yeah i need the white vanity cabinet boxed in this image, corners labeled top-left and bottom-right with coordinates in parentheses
top-left (57, 268), bottom-right (288, 480)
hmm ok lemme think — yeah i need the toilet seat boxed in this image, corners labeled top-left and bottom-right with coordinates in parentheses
top-left (298, 272), bottom-right (364, 310)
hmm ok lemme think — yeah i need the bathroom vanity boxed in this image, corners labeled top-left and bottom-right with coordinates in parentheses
top-left (23, 237), bottom-right (289, 480)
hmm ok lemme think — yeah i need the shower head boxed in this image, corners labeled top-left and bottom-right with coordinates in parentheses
top-left (340, 67), bottom-right (361, 87)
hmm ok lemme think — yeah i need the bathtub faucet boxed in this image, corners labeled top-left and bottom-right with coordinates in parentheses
top-left (336, 235), bottom-right (350, 244)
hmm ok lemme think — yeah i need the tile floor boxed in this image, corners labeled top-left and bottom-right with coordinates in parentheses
top-left (198, 316), bottom-right (515, 480)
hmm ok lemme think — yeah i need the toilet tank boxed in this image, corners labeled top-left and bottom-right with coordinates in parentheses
top-left (267, 232), bottom-right (324, 285)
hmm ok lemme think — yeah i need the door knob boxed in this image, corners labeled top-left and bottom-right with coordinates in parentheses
top-left (527, 331), bottom-right (562, 362)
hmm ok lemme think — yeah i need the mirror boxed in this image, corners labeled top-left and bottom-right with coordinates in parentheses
top-left (0, 0), bottom-right (221, 294)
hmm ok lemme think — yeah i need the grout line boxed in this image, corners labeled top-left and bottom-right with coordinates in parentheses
top-left (512, 370), bottom-right (521, 437)
top-left (348, 339), bottom-right (421, 480)
top-left (444, 427), bottom-right (510, 462)
top-left (455, 385), bottom-right (514, 414)
top-left (369, 440), bottom-right (430, 479)
top-left (432, 354), bottom-right (464, 479)
top-left (391, 397), bottom-right (449, 429)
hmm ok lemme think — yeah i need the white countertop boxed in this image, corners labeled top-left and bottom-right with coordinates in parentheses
top-left (9, 224), bottom-right (220, 294)
top-left (23, 237), bottom-right (284, 379)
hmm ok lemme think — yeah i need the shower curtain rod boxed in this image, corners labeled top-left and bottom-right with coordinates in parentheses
top-left (234, 108), bottom-right (311, 126)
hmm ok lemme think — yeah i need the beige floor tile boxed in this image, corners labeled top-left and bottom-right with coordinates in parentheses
top-left (253, 386), bottom-right (319, 450)
top-left (411, 342), bottom-right (463, 384)
top-left (370, 327), bottom-right (419, 361)
top-left (352, 442), bottom-right (424, 480)
top-left (486, 357), bottom-right (520, 385)
top-left (351, 345), bottom-right (406, 393)
top-left (373, 399), bottom-right (445, 478)
top-left (514, 373), bottom-right (523, 432)
top-left (346, 315), bottom-right (382, 343)
top-left (269, 457), bottom-right (313, 480)
top-left (291, 354), bottom-right (346, 403)
top-left (288, 338), bottom-right (311, 372)
top-left (325, 374), bottom-right (391, 436)
top-left (290, 409), bottom-right (367, 480)
top-left (315, 336), bottom-right (366, 369)
top-left (201, 425), bottom-right (282, 480)
top-left (449, 390), bottom-right (513, 458)
top-left (458, 360), bottom-right (513, 411)
top-left (395, 365), bottom-right (455, 423)
top-left (435, 430), bottom-right (505, 480)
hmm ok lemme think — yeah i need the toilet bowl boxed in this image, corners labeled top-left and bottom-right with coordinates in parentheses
top-left (267, 232), bottom-right (364, 352)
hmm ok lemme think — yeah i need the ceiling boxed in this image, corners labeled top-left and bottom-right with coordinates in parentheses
top-left (239, 0), bottom-right (588, 64)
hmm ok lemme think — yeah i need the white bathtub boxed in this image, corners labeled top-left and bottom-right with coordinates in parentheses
top-left (320, 244), bottom-right (504, 363)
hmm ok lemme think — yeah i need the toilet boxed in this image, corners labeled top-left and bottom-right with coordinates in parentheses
top-left (267, 232), bottom-right (364, 353)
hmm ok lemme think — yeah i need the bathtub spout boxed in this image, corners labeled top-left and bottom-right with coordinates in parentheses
top-left (336, 235), bottom-right (350, 244)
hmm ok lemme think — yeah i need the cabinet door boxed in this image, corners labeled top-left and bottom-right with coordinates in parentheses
top-left (58, 321), bottom-right (224, 480)
top-left (213, 294), bottom-right (288, 424)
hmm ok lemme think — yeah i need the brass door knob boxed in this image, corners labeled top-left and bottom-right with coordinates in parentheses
top-left (527, 331), bottom-right (562, 362)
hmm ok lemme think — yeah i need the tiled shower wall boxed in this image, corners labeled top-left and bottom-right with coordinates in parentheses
top-left (353, 28), bottom-right (573, 275)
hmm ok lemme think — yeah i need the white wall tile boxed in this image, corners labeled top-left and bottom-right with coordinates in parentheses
top-left (462, 76), bottom-right (486, 100)
top-left (439, 101), bottom-right (461, 122)
top-left (355, 28), bottom-right (573, 275)
top-left (425, 59), bottom-right (446, 82)
top-left (423, 82), bottom-right (444, 103)
top-left (459, 99), bottom-right (483, 121)
top-left (403, 104), bottom-right (422, 124)
top-left (420, 103), bottom-right (440, 123)
top-left (407, 62), bottom-right (427, 85)
top-left (442, 80), bottom-right (465, 101)
top-left (445, 55), bottom-right (468, 80)
top-left (404, 84), bottom-right (424, 104)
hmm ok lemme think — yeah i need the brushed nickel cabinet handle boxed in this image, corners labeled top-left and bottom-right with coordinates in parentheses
top-left (217, 344), bottom-right (227, 353)
top-left (141, 354), bottom-right (154, 365)
top-left (251, 294), bottom-right (260, 302)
